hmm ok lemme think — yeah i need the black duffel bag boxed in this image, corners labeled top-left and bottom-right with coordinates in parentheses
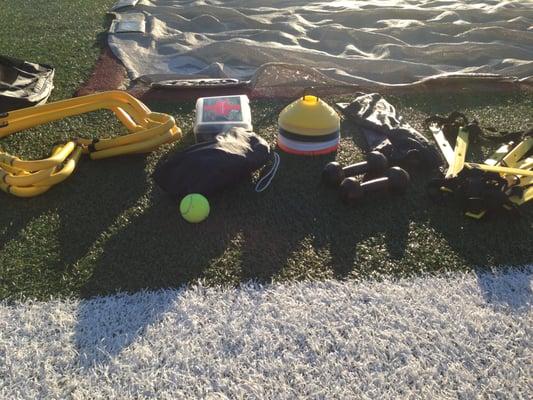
top-left (153, 127), bottom-right (273, 199)
top-left (0, 55), bottom-right (55, 112)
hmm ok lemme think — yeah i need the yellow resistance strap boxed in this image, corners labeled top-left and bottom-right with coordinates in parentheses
top-left (0, 91), bottom-right (182, 197)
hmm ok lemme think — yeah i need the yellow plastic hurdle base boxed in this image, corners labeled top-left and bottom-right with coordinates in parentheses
top-left (0, 91), bottom-right (181, 198)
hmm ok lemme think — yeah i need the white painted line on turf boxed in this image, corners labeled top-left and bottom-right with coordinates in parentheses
top-left (1, 267), bottom-right (531, 399)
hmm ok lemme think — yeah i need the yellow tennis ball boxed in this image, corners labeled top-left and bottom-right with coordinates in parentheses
top-left (180, 194), bottom-right (210, 223)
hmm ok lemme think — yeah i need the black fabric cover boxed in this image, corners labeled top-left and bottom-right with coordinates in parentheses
top-left (338, 93), bottom-right (443, 170)
top-left (0, 55), bottom-right (54, 112)
top-left (153, 127), bottom-right (271, 199)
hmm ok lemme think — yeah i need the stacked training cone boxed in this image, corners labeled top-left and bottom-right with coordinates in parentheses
top-left (277, 95), bottom-right (340, 155)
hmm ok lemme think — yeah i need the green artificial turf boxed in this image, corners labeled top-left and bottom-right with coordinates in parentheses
top-left (0, 0), bottom-right (113, 100)
top-left (0, 1), bottom-right (532, 300)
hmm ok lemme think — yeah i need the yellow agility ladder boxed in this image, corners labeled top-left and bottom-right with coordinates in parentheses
top-left (0, 91), bottom-right (181, 197)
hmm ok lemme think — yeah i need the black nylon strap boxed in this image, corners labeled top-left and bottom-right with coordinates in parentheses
top-left (88, 138), bottom-right (100, 152)
top-left (278, 127), bottom-right (339, 143)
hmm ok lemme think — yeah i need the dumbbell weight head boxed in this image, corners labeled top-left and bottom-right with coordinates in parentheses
top-left (322, 151), bottom-right (388, 187)
top-left (339, 177), bottom-right (364, 204)
top-left (322, 161), bottom-right (344, 187)
top-left (386, 166), bottom-right (411, 191)
top-left (350, 151), bottom-right (388, 176)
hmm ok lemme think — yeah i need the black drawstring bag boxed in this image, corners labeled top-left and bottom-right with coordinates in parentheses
top-left (0, 55), bottom-right (55, 112)
top-left (337, 93), bottom-right (444, 170)
top-left (153, 127), bottom-right (272, 199)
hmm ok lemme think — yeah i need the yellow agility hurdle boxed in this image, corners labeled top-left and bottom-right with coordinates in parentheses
top-left (430, 121), bottom-right (532, 218)
top-left (0, 91), bottom-right (181, 197)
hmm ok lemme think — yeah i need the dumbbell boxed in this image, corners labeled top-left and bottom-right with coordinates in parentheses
top-left (340, 166), bottom-right (410, 205)
top-left (322, 151), bottom-right (388, 187)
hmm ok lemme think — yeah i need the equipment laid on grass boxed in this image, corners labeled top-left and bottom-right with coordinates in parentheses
top-left (153, 127), bottom-right (273, 200)
top-left (426, 112), bottom-right (532, 218)
top-left (0, 55), bottom-right (55, 112)
top-left (180, 193), bottom-right (210, 223)
top-left (336, 93), bottom-right (443, 169)
top-left (322, 151), bottom-right (388, 187)
top-left (340, 166), bottom-right (410, 205)
top-left (194, 95), bottom-right (252, 142)
top-left (0, 91), bottom-right (181, 197)
top-left (277, 94), bottom-right (340, 155)
top-left (321, 93), bottom-right (420, 206)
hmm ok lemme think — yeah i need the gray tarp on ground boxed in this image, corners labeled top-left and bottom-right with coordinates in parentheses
top-left (108, 0), bottom-right (533, 86)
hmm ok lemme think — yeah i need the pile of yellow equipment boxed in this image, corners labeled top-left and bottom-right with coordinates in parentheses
top-left (0, 91), bottom-right (181, 197)
top-left (428, 121), bottom-right (532, 218)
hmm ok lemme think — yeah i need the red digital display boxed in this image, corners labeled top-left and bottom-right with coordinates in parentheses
top-left (204, 100), bottom-right (241, 117)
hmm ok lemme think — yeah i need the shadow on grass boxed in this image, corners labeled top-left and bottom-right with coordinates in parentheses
top-left (475, 267), bottom-right (532, 310)
top-left (71, 148), bottom-right (414, 365)
top-left (94, 13), bottom-right (115, 51)
top-left (0, 155), bottom-right (148, 299)
top-left (74, 289), bottom-right (180, 368)
top-left (79, 148), bottom-right (417, 298)
top-left (73, 157), bottom-right (531, 364)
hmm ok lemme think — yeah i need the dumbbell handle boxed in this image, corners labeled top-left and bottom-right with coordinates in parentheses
top-left (360, 176), bottom-right (390, 192)
top-left (343, 161), bottom-right (376, 176)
